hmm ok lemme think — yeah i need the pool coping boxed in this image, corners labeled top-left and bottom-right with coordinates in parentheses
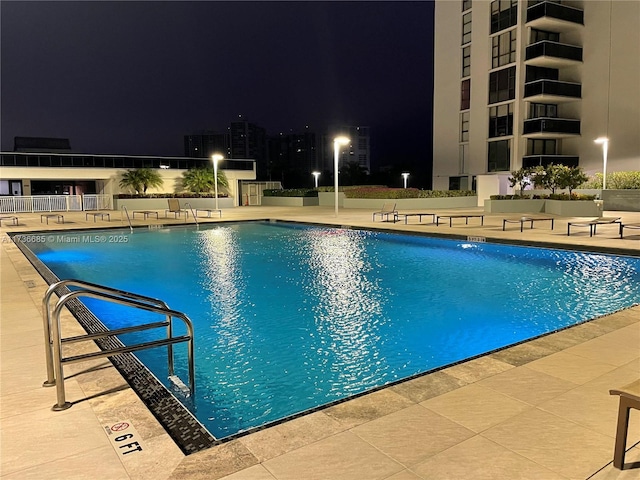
top-left (10, 220), bottom-right (640, 455)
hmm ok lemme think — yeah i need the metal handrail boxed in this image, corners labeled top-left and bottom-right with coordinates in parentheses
top-left (184, 202), bottom-right (198, 227)
top-left (121, 205), bottom-right (133, 232)
top-left (42, 280), bottom-right (195, 411)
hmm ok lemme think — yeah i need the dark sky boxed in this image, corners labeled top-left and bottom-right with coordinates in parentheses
top-left (1, 1), bottom-right (434, 173)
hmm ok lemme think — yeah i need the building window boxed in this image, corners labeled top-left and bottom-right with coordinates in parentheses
top-left (459, 144), bottom-right (469, 174)
top-left (532, 28), bottom-right (560, 43)
top-left (488, 140), bottom-right (511, 172)
top-left (462, 46), bottom-right (471, 77)
top-left (491, 29), bottom-right (516, 68)
top-left (460, 112), bottom-right (470, 142)
top-left (462, 0), bottom-right (471, 12)
top-left (488, 66), bottom-right (516, 104)
top-left (529, 103), bottom-right (557, 118)
top-left (525, 65), bottom-right (558, 82)
top-left (488, 103), bottom-right (513, 137)
top-left (462, 12), bottom-right (472, 45)
top-left (490, 0), bottom-right (518, 34)
top-left (528, 139), bottom-right (557, 155)
top-left (461, 79), bottom-right (471, 110)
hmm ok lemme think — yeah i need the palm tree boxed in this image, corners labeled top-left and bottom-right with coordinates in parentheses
top-left (119, 168), bottom-right (164, 195)
top-left (182, 167), bottom-right (228, 194)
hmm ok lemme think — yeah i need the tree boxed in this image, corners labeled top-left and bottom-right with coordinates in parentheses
top-left (182, 167), bottom-right (228, 194)
top-left (508, 167), bottom-right (533, 196)
top-left (532, 164), bottom-right (563, 194)
top-left (339, 161), bottom-right (368, 186)
top-left (556, 166), bottom-right (588, 196)
top-left (119, 168), bottom-right (164, 195)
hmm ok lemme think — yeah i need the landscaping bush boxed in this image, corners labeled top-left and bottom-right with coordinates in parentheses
top-left (262, 188), bottom-right (318, 197)
top-left (580, 171), bottom-right (640, 189)
top-left (341, 187), bottom-right (476, 199)
top-left (116, 193), bottom-right (228, 199)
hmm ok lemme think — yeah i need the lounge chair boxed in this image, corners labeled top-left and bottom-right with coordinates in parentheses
top-left (165, 198), bottom-right (189, 219)
top-left (609, 379), bottom-right (640, 469)
top-left (620, 223), bottom-right (640, 239)
top-left (567, 216), bottom-right (621, 237)
top-left (372, 203), bottom-right (397, 222)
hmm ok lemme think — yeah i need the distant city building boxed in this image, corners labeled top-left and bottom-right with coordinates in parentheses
top-left (184, 131), bottom-right (230, 158)
top-left (432, 0), bottom-right (640, 193)
top-left (320, 126), bottom-right (371, 174)
top-left (14, 137), bottom-right (72, 153)
top-left (267, 127), bottom-right (318, 187)
top-left (229, 116), bottom-right (268, 179)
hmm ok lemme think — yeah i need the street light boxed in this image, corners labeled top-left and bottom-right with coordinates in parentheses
top-left (333, 136), bottom-right (350, 217)
top-left (312, 171), bottom-right (321, 188)
top-left (212, 153), bottom-right (223, 212)
top-left (594, 137), bottom-right (609, 190)
top-left (401, 172), bottom-right (410, 189)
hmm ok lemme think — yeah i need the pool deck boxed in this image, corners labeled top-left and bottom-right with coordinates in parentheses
top-left (1, 206), bottom-right (639, 480)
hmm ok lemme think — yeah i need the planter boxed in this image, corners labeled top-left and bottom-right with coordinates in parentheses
top-left (318, 192), bottom-right (346, 207)
top-left (485, 199), bottom-right (602, 217)
top-left (544, 199), bottom-right (601, 217)
top-left (113, 197), bottom-right (235, 211)
top-left (602, 189), bottom-right (640, 212)
top-left (260, 196), bottom-right (319, 207)
top-left (484, 199), bottom-right (545, 213)
top-left (345, 196), bottom-right (478, 210)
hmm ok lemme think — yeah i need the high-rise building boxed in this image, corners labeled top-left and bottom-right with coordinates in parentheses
top-left (267, 127), bottom-right (318, 187)
top-left (183, 131), bottom-right (230, 158)
top-left (320, 126), bottom-right (371, 174)
top-left (432, 0), bottom-right (639, 191)
top-left (230, 116), bottom-right (268, 179)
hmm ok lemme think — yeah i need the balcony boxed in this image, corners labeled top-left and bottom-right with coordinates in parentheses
top-left (522, 118), bottom-right (581, 138)
top-left (525, 41), bottom-right (582, 68)
top-left (524, 79), bottom-right (581, 103)
top-left (526, 1), bottom-right (584, 31)
top-left (522, 155), bottom-right (579, 168)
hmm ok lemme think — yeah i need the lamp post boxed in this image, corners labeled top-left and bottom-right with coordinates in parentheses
top-left (312, 171), bottom-right (321, 189)
top-left (594, 137), bottom-right (609, 190)
top-left (401, 172), bottom-right (410, 189)
top-left (333, 136), bottom-right (350, 217)
top-left (212, 154), bottom-right (223, 211)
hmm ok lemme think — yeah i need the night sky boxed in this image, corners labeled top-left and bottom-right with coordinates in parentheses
top-left (1, 1), bottom-right (434, 178)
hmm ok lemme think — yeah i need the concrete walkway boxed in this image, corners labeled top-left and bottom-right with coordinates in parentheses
top-left (1, 206), bottom-right (639, 480)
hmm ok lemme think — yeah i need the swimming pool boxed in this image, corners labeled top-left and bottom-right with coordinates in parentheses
top-left (24, 222), bottom-right (640, 439)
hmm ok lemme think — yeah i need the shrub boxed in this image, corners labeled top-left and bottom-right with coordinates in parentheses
top-left (341, 187), bottom-right (476, 199)
top-left (262, 188), bottom-right (318, 197)
top-left (580, 171), bottom-right (640, 189)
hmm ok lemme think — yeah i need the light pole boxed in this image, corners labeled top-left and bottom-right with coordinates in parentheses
top-left (333, 136), bottom-right (350, 217)
top-left (401, 172), bottom-right (410, 189)
top-left (312, 171), bottom-right (321, 189)
top-left (594, 137), bottom-right (609, 190)
top-left (212, 153), bottom-right (223, 212)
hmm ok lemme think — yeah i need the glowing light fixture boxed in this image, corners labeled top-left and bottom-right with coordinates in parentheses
top-left (401, 172), bottom-right (410, 189)
top-left (333, 136), bottom-right (350, 217)
top-left (594, 137), bottom-right (609, 190)
top-left (212, 154), bottom-right (224, 212)
top-left (312, 171), bottom-right (321, 188)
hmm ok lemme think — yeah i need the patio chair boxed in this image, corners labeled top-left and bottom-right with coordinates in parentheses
top-left (609, 379), bottom-right (640, 469)
top-left (567, 216), bottom-right (621, 237)
top-left (620, 223), bottom-right (640, 239)
top-left (372, 203), bottom-right (397, 222)
top-left (165, 198), bottom-right (189, 219)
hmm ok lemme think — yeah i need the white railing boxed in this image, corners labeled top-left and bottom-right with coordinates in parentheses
top-left (82, 194), bottom-right (112, 211)
top-left (0, 194), bottom-right (111, 213)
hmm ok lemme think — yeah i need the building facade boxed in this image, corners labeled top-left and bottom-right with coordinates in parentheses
top-left (432, 0), bottom-right (640, 192)
top-left (319, 126), bottom-right (371, 174)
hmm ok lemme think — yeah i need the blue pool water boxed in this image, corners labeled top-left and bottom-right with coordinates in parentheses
top-left (26, 222), bottom-right (640, 438)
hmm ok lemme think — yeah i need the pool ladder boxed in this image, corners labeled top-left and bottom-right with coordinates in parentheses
top-left (120, 206), bottom-right (133, 232)
top-left (42, 279), bottom-right (195, 411)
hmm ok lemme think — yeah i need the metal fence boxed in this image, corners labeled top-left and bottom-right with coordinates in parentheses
top-left (0, 194), bottom-right (112, 213)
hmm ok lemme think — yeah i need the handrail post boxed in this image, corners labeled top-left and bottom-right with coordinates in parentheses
top-left (184, 202), bottom-right (198, 227)
top-left (42, 281), bottom-right (64, 386)
top-left (51, 296), bottom-right (72, 410)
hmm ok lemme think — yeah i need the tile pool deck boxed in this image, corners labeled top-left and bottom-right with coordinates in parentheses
top-left (1, 206), bottom-right (639, 480)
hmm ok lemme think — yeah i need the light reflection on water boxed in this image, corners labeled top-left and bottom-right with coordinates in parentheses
top-left (24, 223), bottom-right (640, 438)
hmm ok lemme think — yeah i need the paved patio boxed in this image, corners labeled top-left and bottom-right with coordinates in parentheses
top-left (1, 206), bottom-right (639, 480)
